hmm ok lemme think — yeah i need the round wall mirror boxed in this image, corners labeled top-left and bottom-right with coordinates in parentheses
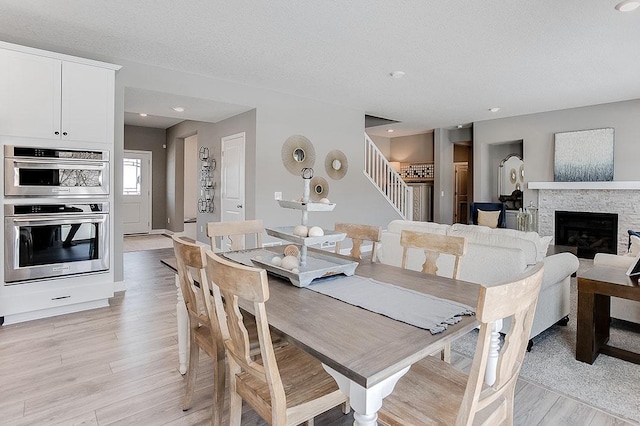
top-left (293, 148), bottom-right (305, 162)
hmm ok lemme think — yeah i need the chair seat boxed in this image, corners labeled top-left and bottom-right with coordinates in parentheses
top-left (235, 343), bottom-right (346, 425)
top-left (379, 356), bottom-right (501, 426)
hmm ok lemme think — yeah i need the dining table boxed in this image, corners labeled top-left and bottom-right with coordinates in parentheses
top-left (163, 250), bottom-right (481, 425)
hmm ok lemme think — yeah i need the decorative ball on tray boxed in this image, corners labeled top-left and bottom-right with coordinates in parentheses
top-left (284, 245), bottom-right (300, 258)
top-left (281, 255), bottom-right (299, 271)
top-left (293, 225), bottom-right (308, 237)
top-left (308, 226), bottom-right (324, 237)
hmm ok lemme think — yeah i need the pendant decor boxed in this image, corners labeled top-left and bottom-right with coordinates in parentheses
top-left (197, 147), bottom-right (216, 213)
top-left (281, 134), bottom-right (316, 175)
top-left (325, 149), bottom-right (348, 180)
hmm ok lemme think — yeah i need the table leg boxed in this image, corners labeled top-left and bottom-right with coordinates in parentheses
top-left (485, 319), bottom-right (503, 386)
top-left (576, 289), bottom-right (597, 363)
top-left (323, 364), bottom-right (409, 426)
top-left (176, 274), bottom-right (189, 375)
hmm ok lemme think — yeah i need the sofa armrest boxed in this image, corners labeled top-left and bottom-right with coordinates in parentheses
top-left (541, 252), bottom-right (579, 289)
top-left (593, 253), bottom-right (635, 269)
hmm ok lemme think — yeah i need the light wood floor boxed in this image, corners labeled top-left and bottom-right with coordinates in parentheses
top-left (0, 248), bottom-right (636, 425)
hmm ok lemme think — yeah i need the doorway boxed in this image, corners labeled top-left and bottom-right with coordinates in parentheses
top-left (221, 132), bottom-right (246, 248)
top-left (454, 162), bottom-right (469, 224)
top-left (123, 150), bottom-right (152, 234)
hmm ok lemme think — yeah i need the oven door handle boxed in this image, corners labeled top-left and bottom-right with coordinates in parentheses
top-left (11, 160), bottom-right (107, 170)
top-left (11, 215), bottom-right (107, 224)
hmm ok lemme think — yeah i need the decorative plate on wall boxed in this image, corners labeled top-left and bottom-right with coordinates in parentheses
top-left (310, 176), bottom-right (329, 201)
top-left (325, 149), bottom-right (348, 180)
top-left (281, 135), bottom-right (316, 175)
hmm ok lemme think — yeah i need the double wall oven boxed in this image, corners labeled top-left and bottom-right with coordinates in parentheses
top-left (3, 145), bottom-right (110, 283)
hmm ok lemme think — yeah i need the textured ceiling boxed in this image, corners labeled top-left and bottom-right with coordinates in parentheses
top-left (1, 1), bottom-right (639, 135)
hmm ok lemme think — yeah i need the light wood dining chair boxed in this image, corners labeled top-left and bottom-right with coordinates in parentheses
top-left (400, 230), bottom-right (468, 362)
top-left (207, 219), bottom-right (264, 252)
top-left (400, 229), bottom-right (467, 278)
top-left (334, 222), bottom-right (382, 261)
top-left (378, 262), bottom-right (544, 426)
top-left (172, 235), bottom-right (227, 426)
top-left (204, 251), bottom-right (349, 426)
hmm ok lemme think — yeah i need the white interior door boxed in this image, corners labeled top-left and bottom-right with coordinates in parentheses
top-left (221, 133), bottom-right (246, 247)
top-left (123, 150), bottom-right (152, 235)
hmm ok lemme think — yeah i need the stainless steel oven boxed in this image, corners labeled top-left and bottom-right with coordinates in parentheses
top-left (4, 202), bottom-right (109, 283)
top-left (4, 146), bottom-right (109, 197)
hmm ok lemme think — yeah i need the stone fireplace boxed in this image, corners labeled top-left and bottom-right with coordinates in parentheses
top-left (530, 182), bottom-right (640, 256)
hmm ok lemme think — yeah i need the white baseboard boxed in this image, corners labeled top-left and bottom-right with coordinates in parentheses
top-left (113, 280), bottom-right (126, 292)
top-left (150, 229), bottom-right (170, 235)
top-left (1, 299), bottom-right (109, 325)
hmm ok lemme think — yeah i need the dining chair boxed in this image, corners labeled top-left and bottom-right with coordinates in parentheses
top-left (207, 219), bottom-right (264, 252)
top-left (204, 251), bottom-right (349, 426)
top-left (172, 235), bottom-right (227, 426)
top-left (334, 222), bottom-right (382, 261)
top-left (378, 262), bottom-right (544, 426)
top-left (400, 230), bottom-right (468, 362)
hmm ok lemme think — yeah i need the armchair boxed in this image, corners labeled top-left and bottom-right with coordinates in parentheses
top-left (468, 202), bottom-right (507, 228)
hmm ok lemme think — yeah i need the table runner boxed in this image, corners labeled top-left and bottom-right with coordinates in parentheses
top-left (308, 275), bottom-right (474, 334)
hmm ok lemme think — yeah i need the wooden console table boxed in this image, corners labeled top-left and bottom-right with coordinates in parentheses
top-left (576, 265), bottom-right (640, 364)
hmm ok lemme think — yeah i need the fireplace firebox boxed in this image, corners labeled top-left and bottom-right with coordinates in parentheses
top-left (555, 211), bottom-right (618, 259)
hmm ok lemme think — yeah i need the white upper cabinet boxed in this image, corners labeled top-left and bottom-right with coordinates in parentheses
top-left (61, 61), bottom-right (114, 143)
top-left (0, 49), bottom-right (62, 140)
top-left (0, 45), bottom-right (118, 144)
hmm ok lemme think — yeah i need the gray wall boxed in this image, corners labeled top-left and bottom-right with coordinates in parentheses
top-left (388, 132), bottom-right (434, 163)
top-left (123, 125), bottom-right (167, 230)
top-left (474, 99), bottom-right (640, 207)
top-left (433, 128), bottom-right (455, 224)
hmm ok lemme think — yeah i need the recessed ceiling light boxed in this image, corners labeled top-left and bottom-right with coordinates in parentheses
top-left (387, 129), bottom-right (395, 133)
top-left (457, 124), bottom-right (463, 129)
top-left (615, 0), bottom-right (640, 12)
top-left (489, 107), bottom-right (501, 113)
top-left (172, 106), bottom-right (185, 112)
top-left (139, 113), bottom-right (148, 117)
top-left (389, 71), bottom-right (405, 79)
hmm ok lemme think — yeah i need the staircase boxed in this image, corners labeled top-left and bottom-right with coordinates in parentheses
top-left (363, 133), bottom-right (413, 220)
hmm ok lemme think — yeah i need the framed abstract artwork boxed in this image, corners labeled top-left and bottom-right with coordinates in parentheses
top-left (554, 128), bottom-right (614, 182)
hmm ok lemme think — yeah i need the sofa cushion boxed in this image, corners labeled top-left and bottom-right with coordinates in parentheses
top-left (477, 209), bottom-right (501, 228)
top-left (449, 223), bottom-right (549, 262)
top-left (448, 225), bottom-right (539, 265)
top-left (387, 220), bottom-right (450, 235)
top-left (457, 244), bottom-right (528, 284)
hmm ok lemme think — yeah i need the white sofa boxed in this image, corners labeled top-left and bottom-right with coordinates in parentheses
top-left (377, 220), bottom-right (580, 342)
top-left (593, 250), bottom-right (640, 324)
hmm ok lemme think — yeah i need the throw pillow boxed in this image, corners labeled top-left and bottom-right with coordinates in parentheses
top-left (538, 235), bottom-right (554, 261)
top-left (477, 209), bottom-right (501, 229)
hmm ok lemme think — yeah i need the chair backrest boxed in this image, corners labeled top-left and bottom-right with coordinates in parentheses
top-left (469, 202), bottom-right (506, 228)
top-left (172, 235), bottom-right (228, 345)
top-left (400, 230), bottom-right (467, 278)
top-left (207, 219), bottom-right (264, 252)
top-left (334, 222), bottom-right (382, 261)
top-left (204, 251), bottom-right (287, 418)
top-left (458, 262), bottom-right (543, 425)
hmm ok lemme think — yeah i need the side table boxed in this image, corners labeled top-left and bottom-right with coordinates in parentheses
top-left (576, 265), bottom-right (640, 364)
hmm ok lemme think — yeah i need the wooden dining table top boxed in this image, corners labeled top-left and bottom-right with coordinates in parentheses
top-left (162, 252), bottom-right (481, 389)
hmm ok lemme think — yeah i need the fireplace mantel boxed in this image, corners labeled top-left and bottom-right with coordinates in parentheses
top-left (528, 181), bottom-right (640, 190)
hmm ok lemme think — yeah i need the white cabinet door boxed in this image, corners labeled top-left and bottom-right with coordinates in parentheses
top-left (0, 47), bottom-right (114, 144)
top-left (0, 48), bottom-right (61, 139)
top-left (62, 61), bottom-right (114, 144)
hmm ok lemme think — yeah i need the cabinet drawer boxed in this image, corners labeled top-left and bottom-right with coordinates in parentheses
top-left (0, 279), bottom-right (113, 317)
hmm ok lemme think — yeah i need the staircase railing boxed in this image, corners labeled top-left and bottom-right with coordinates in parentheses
top-left (363, 133), bottom-right (413, 220)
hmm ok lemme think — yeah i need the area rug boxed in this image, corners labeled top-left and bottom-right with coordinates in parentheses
top-left (451, 265), bottom-right (640, 424)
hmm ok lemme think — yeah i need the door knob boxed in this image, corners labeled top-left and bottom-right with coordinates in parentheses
top-left (237, 204), bottom-right (243, 208)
